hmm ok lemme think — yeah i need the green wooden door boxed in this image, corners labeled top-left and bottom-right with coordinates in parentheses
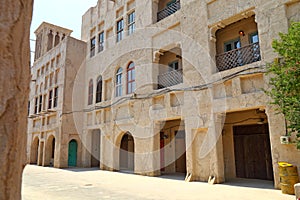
top-left (68, 140), bottom-right (77, 167)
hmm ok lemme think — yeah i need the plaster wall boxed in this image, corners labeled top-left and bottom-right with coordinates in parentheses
top-left (80, 0), bottom-right (300, 188)
top-left (26, 0), bottom-right (300, 190)
top-left (28, 24), bottom-right (87, 168)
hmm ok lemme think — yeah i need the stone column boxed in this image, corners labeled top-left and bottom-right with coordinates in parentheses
top-left (81, 129), bottom-right (92, 167)
top-left (134, 122), bottom-right (160, 176)
top-left (210, 113), bottom-right (225, 183)
top-left (184, 118), bottom-right (195, 180)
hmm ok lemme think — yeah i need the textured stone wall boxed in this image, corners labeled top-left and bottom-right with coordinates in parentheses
top-left (0, 0), bottom-right (33, 199)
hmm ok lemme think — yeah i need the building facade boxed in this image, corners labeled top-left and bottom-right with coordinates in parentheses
top-left (79, 0), bottom-right (300, 188)
top-left (27, 22), bottom-right (86, 168)
top-left (27, 0), bottom-right (300, 189)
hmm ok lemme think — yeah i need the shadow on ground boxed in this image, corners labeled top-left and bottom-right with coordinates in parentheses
top-left (62, 167), bottom-right (100, 173)
top-left (222, 178), bottom-right (274, 189)
top-left (58, 167), bottom-right (275, 190)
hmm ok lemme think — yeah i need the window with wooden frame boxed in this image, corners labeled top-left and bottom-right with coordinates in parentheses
top-left (88, 79), bottom-right (93, 105)
top-left (168, 60), bottom-right (179, 71)
top-left (128, 11), bottom-right (135, 35)
top-left (96, 76), bottom-right (102, 103)
top-left (127, 62), bottom-right (136, 94)
top-left (90, 37), bottom-right (96, 57)
top-left (117, 18), bottom-right (124, 42)
top-left (116, 68), bottom-right (123, 97)
top-left (224, 38), bottom-right (241, 52)
top-left (53, 87), bottom-right (58, 108)
top-left (34, 97), bottom-right (38, 114)
top-left (249, 32), bottom-right (259, 44)
top-left (98, 31), bottom-right (104, 52)
top-left (48, 90), bottom-right (53, 109)
top-left (38, 95), bottom-right (42, 113)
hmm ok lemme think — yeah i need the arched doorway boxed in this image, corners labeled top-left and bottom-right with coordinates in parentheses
top-left (44, 135), bottom-right (55, 166)
top-left (68, 139), bottom-right (78, 167)
top-left (119, 133), bottom-right (134, 171)
top-left (30, 137), bottom-right (39, 164)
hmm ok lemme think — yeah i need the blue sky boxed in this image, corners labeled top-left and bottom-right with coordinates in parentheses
top-left (30, 0), bottom-right (98, 58)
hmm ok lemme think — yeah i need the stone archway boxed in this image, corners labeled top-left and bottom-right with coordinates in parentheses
top-left (119, 132), bottom-right (135, 171)
top-left (30, 137), bottom-right (39, 164)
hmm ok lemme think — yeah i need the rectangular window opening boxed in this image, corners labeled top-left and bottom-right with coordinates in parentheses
top-left (53, 87), bottom-right (58, 108)
top-left (128, 11), bottom-right (135, 35)
top-left (117, 19), bottom-right (124, 42)
top-left (98, 32), bottom-right (104, 52)
top-left (90, 37), bottom-right (96, 57)
top-left (48, 90), bottom-right (53, 109)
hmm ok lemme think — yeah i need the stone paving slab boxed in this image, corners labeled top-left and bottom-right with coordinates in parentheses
top-left (22, 165), bottom-right (295, 200)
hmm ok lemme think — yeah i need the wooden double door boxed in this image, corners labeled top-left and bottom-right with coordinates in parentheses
top-left (233, 124), bottom-right (273, 180)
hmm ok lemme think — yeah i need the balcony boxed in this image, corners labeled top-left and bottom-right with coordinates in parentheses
top-left (216, 42), bottom-right (261, 72)
top-left (157, 0), bottom-right (181, 22)
top-left (158, 69), bottom-right (183, 89)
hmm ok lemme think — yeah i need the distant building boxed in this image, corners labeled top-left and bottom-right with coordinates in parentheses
top-left (27, 22), bottom-right (86, 168)
top-left (28, 0), bottom-right (300, 189)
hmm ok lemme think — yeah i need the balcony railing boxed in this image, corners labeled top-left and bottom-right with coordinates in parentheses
top-left (216, 42), bottom-right (261, 72)
top-left (158, 69), bottom-right (183, 89)
top-left (157, 0), bottom-right (181, 22)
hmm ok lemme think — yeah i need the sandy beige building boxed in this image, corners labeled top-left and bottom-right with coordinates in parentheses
top-left (27, 22), bottom-right (86, 168)
top-left (28, 0), bottom-right (300, 189)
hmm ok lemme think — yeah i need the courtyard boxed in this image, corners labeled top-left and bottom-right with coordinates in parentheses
top-left (22, 165), bottom-right (294, 200)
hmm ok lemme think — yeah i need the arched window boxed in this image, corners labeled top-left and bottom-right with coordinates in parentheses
top-left (96, 76), bottom-right (102, 103)
top-left (127, 62), bottom-right (136, 94)
top-left (47, 30), bottom-right (53, 51)
top-left (54, 32), bottom-right (60, 46)
top-left (116, 68), bottom-right (123, 97)
top-left (88, 79), bottom-right (93, 105)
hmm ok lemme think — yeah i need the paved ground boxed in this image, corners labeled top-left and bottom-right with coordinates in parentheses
top-left (22, 165), bottom-right (295, 200)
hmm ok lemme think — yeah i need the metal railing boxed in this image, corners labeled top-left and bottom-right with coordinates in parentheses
top-left (158, 69), bottom-right (183, 89)
top-left (216, 42), bottom-right (261, 72)
top-left (157, 0), bottom-right (181, 22)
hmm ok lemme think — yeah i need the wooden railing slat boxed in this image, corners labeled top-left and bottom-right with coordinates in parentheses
top-left (157, 0), bottom-right (181, 22)
top-left (216, 42), bottom-right (261, 72)
top-left (158, 69), bottom-right (183, 89)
